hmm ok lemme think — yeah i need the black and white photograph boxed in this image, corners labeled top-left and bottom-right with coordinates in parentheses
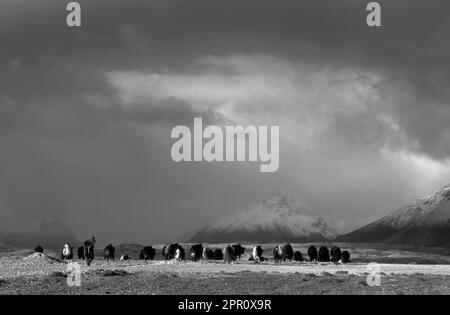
top-left (0, 0), bottom-right (450, 298)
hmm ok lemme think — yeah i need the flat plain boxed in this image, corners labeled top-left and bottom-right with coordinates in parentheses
top-left (0, 243), bottom-right (449, 295)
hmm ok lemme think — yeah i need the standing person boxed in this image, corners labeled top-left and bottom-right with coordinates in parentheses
top-left (83, 236), bottom-right (96, 266)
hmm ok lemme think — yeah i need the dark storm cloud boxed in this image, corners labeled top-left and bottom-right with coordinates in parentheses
top-left (3, 0), bottom-right (449, 70)
top-left (2, 0), bottom-right (449, 160)
top-left (1, 0), bottom-right (450, 242)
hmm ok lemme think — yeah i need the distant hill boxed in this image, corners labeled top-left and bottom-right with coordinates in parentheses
top-left (338, 184), bottom-right (450, 247)
top-left (190, 195), bottom-right (336, 243)
top-left (0, 218), bottom-right (79, 250)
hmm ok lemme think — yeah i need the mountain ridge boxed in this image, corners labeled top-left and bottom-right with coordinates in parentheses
top-left (0, 217), bottom-right (79, 250)
top-left (338, 184), bottom-right (450, 247)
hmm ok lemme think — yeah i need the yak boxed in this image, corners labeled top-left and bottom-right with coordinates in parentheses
top-left (203, 247), bottom-right (214, 260)
top-left (341, 251), bottom-right (351, 264)
top-left (282, 243), bottom-right (294, 261)
top-left (318, 246), bottom-right (330, 262)
top-left (294, 251), bottom-right (303, 262)
top-left (174, 245), bottom-right (185, 261)
top-left (250, 246), bottom-right (264, 262)
top-left (213, 248), bottom-right (224, 260)
top-left (273, 245), bottom-right (284, 263)
top-left (223, 245), bottom-right (236, 263)
top-left (139, 246), bottom-right (156, 260)
top-left (120, 254), bottom-right (131, 261)
top-left (190, 244), bottom-right (203, 262)
top-left (77, 246), bottom-right (85, 260)
top-left (330, 246), bottom-right (342, 264)
top-left (307, 245), bottom-right (318, 262)
top-left (104, 244), bottom-right (115, 261)
top-left (61, 243), bottom-right (74, 261)
top-left (232, 244), bottom-right (245, 260)
top-left (163, 243), bottom-right (181, 260)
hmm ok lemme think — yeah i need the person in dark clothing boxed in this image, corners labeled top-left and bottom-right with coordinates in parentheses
top-left (83, 236), bottom-right (96, 266)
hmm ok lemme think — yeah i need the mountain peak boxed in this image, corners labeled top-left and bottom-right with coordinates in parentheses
top-left (190, 195), bottom-right (335, 243)
top-left (261, 194), bottom-right (311, 215)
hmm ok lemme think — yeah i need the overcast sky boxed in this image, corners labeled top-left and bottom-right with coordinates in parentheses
top-left (1, 0), bottom-right (450, 243)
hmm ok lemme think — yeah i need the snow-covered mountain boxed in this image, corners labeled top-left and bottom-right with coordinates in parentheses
top-left (338, 184), bottom-right (450, 247)
top-left (189, 195), bottom-right (336, 243)
top-left (0, 217), bottom-right (78, 250)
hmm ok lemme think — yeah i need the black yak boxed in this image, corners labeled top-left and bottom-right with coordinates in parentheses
top-left (104, 244), bottom-right (115, 261)
top-left (232, 244), bottom-right (245, 260)
top-left (139, 246), bottom-right (156, 260)
top-left (294, 251), bottom-right (303, 262)
top-left (77, 246), bottom-right (85, 260)
top-left (223, 245), bottom-right (236, 263)
top-left (308, 245), bottom-right (318, 261)
top-left (307, 245), bottom-right (318, 262)
top-left (203, 247), bottom-right (214, 260)
top-left (330, 246), bottom-right (342, 264)
top-left (318, 246), bottom-right (330, 262)
top-left (282, 243), bottom-right (294, 261)
top-left (190, 244), bottom-right (203, 262)
top-left (34, 245), bottom-right (43, 254)
top-left (341, 251), bottom-right (351, 264)
top-left (213, 248), bottom-right (223, 260)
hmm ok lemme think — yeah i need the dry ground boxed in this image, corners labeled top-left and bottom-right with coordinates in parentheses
top-left (0, 256), bottom-right (449, 295)
top-left (1, 243), bottom-right (449, 295)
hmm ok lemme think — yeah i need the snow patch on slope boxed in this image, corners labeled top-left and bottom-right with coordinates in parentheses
top-left (376, 184), bottom-right (450, 228)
